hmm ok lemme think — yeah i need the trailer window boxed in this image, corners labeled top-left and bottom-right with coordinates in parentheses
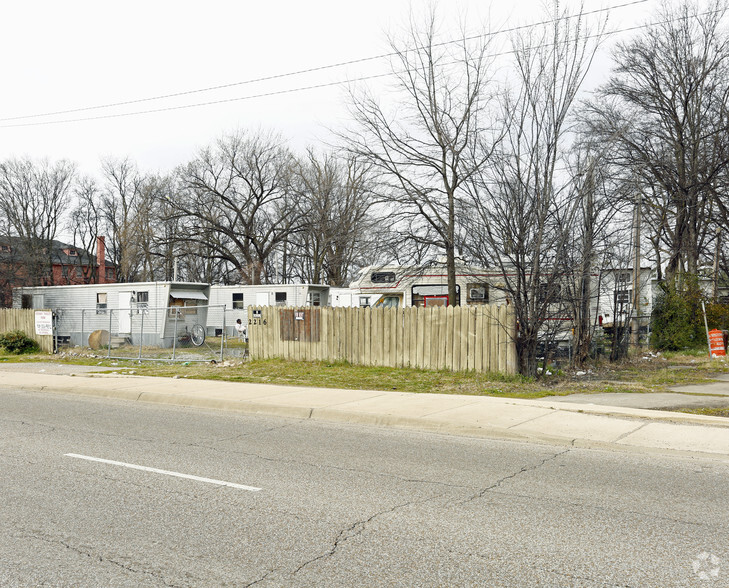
top-left (307, 292), bottom-right (321, 307)
top-left (168, 298), bottom-right (184, 317)
top-left (96, 293), bottom-right (107, 314)
top-left (614, 289), bottom-right (632, 306)
top-left (275, 292), bottom-right (287, 306)
top-left (136, 291), bottom-right (149, 312)
top-left (232, 293), bottom-right (244, 309)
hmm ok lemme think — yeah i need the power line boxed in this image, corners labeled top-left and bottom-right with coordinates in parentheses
top-left (0, 0), bottom-right (648, 123)
top-left (2, 1), bottom-right (717, 130)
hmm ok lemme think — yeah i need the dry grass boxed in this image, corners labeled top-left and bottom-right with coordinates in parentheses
top-left (3, 347), bottom-right (726, 401)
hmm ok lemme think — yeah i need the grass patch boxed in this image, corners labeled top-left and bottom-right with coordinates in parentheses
top-left (2, 346), bottom-right (728, 400)
top-left (673, 406), bottom-right (729, 418)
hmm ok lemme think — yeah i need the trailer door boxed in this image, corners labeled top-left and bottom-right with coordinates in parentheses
top-left (118, 291), bottom-right (133, 334)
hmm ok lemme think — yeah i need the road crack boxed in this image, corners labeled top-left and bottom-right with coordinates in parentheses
top-left (19, 533), bottom-right (189, 587)
top-left (243, 568), bottom-right (276, 587)
top-left (291, 494), bottom-right (445, 576)
top-left (455, 445), bottom-right (573, 506)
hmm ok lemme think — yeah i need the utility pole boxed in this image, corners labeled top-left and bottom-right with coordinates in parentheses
top-left (631, 187), bottom-right (641, 348)
top-left (713, 227), bottom-right (721, 302)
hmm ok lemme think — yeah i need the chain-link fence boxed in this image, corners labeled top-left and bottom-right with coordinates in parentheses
top-left (52, 304), bottom-right (248, 362)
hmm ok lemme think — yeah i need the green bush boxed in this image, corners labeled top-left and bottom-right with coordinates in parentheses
top-left (650, 279), bottom-right (704, 351)
top-left (705, 302), bottom-right (729, 331)
top-left (0, 330), bottom-right (39, 354)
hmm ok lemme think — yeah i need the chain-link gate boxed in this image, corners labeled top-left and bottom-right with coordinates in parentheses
top-left (53, 304), bottom-right (233, 362)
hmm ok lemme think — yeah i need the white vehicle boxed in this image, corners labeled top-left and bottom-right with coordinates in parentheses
top-left (347, 260), bottom-right (502, 308)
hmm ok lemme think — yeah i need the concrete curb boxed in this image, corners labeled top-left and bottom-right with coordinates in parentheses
top-left (2, 370), bottom-right (728, 461)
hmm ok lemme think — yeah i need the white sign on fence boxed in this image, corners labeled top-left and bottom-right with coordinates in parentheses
top-left (35, 311), bottom-right (53, 336)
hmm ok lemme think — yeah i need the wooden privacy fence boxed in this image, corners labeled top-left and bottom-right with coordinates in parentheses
top-left (248, 305), bottom-right (517, 375)
top-left (0, 309), bottom-right (54, 353)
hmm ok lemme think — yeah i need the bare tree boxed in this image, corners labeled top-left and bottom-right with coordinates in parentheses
top-left (343, 8), bottom-right (500, 305)
top-left (586, 0), bottom-right (729, 288)
top-left (289, 149), bottom-right (380, 286)
top-left (174, 130), bottom-right (298, 285)
top-left (99, 157), bottom-right (144, 282)
top-left (68, 175), bottom-right (103, 283)
top-left (0, 157), bottom-right (75, 293)
top-left (464, 2), bottom-right (605, 376)
top-left (560, 147), bottom-right (630, 365)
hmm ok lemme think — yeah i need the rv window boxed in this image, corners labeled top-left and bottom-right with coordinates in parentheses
top-left (371, 272), bottom-right (396, 283)
top-left (467, 283), bottom-right (488, 304)
top-left (96, 293), bottom-right (107, 314)
top-left (184, 299), bottom-right (198, 315)
top-left (359, 296), bottom-right (370, 307)
top-left (412, 284), bottom-right (460, 307)
top-left (275, 292), bottom-right (287, 306)
top-left (232, 293), bottom-right (244, 309)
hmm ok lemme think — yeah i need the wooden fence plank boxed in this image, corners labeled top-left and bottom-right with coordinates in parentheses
top-left (450, 307), bottom-right (459, 371)
top-left (506, 305), bottom-right (517, 375)
top-left (407, 308), bottom-right (416, 367)
top-left (444, 306), bottom-right (453, 370)
top-left (430, 306), bottom-right (440, 370)
top-left (422, 307), bottom-right (432, 370)
top-left (389, 308), bottom-right (398, 368)
top-left (458, 307), bottom-right (468, 371)
top-left (383, 308), bottom-right (391, 367)
top-left (475, 308), bottom-right (484, 372)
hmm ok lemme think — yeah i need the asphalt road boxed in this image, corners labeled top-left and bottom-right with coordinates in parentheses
top-left (1, 389), bottom-right (727, 587)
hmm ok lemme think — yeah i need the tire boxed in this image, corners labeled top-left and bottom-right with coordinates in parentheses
top-left (190, 324), bottom-right (205, 347)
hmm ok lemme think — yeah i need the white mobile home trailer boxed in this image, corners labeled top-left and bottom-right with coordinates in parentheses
top-left (13, 282), bottom-right (210, 348)
top-left (207, 284), bottom-right (330, 336)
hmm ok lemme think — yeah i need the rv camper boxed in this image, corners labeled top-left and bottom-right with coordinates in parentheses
top-left (347, 261), bottom-right (502, 308)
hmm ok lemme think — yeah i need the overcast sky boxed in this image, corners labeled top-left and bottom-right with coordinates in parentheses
top-left (0, 0), bottom-right (659, 177)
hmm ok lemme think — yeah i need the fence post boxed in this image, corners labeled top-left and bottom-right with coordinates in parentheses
top-left (138, 309), bottom-right (144, 360)
top-left (172, 308), bottom-right (178, 360)
top-left (107, 309), bottom-right (112, 359)
top-left (220, 304), bottom-right (226, 362)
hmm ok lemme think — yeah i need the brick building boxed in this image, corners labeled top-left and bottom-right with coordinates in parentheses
top-left (0, 235), bottom-right (116, 307)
